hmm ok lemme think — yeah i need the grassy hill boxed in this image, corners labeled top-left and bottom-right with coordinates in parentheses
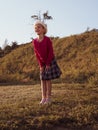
top-left (0, 30), bottom-right (98, 130)
top-left (0, 30), bottom-right (98, 84)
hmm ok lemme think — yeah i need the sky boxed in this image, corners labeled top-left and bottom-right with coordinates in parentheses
top-left (0, 0), bottom-right (98, 48)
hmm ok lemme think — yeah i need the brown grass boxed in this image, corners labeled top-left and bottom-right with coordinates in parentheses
top-left (0, 30), bottom-right (98, 84)
top-left (0, 83), bottom-right (98, 130)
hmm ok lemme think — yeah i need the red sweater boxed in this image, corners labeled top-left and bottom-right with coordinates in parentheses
top-left (32, 36), bottom-right (55, 67)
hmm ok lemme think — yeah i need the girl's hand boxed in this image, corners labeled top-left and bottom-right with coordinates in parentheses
top-left (45, 65), bottom-right (51, 71)
top-left (40, 67), bottom-right (44, 72)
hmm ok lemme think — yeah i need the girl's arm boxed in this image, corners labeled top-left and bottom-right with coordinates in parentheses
top-left (46, 38), bottom-right (54, 66)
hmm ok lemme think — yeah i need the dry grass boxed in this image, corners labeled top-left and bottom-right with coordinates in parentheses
top-left (0, 83), bottom-right (98, 130)
top-left (0, 30), bottom-right (98, 84)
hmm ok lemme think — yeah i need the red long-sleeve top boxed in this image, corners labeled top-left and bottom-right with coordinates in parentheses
top-left (32, 36), bottom-right (55, 68)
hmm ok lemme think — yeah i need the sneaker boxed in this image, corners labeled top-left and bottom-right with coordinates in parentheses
top-left (40, 99), bottom-right (46, 104)
top-left (44, 98), bottom-right (51, 104)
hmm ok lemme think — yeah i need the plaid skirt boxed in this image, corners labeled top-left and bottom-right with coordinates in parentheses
top-left (40, 59), bottom-right (62, 80)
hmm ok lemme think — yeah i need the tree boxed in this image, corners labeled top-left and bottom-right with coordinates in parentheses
top-left (0, 47), bottom-right (4, 57)
top-left (2, 38), bottom-right (8, 50)
top-left (86, 27), bottom-right (90, 32)
top-left (4, 45), bottom-right (11, 54)
top-left (31, 11), bottom-right (53, 22)
top-left (11, 41), bottom-right (18, 49)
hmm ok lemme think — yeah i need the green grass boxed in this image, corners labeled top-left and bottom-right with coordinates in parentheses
top-left (0, 83), bottom-right (98, 130)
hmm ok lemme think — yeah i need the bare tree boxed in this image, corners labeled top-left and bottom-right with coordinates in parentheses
top-left (86, 27), bottom-right (90, 32)
top-left (31, 11), bottom-right (53, 22)
top-left (2, 38), bottom-right (8, 50)
top-left (43, 11), bottom-right (53, 21)
top-left (31, 15), bottom-right (38, 20)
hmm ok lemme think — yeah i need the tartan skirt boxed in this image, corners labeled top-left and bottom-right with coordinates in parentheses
top-left (40, 59), bottom-right (62, 80)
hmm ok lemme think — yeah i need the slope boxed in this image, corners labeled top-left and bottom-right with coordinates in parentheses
top-left (0, 30), bottom-right (98, 84)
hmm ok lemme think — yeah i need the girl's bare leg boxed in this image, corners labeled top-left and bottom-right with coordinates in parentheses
top-left (46, 80), bottom-right (52, 103)
top-left (40, 80), bottom-right (47, 103)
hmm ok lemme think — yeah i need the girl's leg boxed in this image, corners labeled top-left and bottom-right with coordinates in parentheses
top-left (46, 80), bottom-right (52, 103)
top-left (40, 80), bottom-right (47, 103)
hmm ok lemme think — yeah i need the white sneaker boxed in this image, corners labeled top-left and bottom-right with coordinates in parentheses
top-left (44, 98), bottom-right (51, 104)
top-left (40, 99), bottom-right (46, 104)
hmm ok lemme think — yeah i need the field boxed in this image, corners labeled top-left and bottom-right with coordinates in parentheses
top-left (0, 83), bottom-right (98, 130)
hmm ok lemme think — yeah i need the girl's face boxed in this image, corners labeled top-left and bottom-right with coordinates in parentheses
top-left (34, 24), bottom-right (45, 35)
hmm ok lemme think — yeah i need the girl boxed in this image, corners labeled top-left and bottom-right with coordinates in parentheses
top-left (32, 20), bottom-right (61, 104)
